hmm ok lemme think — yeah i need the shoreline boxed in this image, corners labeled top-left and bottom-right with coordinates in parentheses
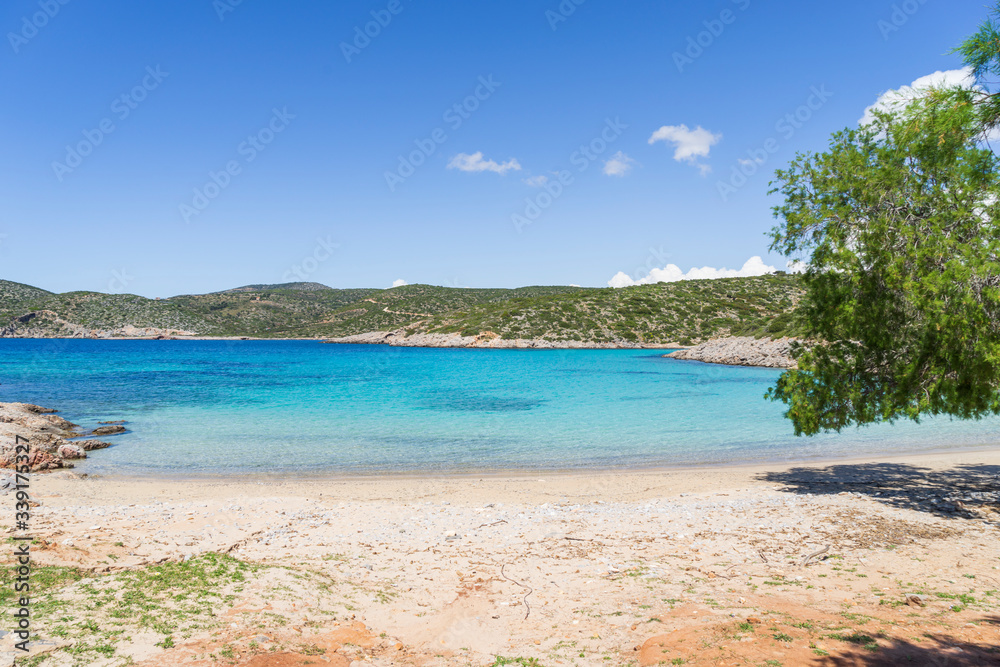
top-left (2, 334), bottom-right (683, 350)
top-left (64, 441), bottom-right (1000, 485)
top-left (8, 397), bottom-right (1000, 665)
top-left (7, 396), bottom-right (1000, 481)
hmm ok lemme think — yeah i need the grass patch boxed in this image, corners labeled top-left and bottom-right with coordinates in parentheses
top-left (491, 658), bottom-right (546, 666)
top-left (828, 632), bottom-right (880, 651)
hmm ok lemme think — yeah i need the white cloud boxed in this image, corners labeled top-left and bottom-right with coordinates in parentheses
top-left (608, 256), bottom-right (776, 288)
top-left (391, 279), bottom-right (408, 288)
top-left (859, 68), bottom-right (975, 126)
top-left (522, 174), bottom-right (549, 187)
top-left (603, 151), bottom-right (636, 177)
top-left (786, 260), bottom-right (807, 274)
top-left (648, 124), bottom-right (721, 175)
top-left (447, 152), bottom-right (521, 175)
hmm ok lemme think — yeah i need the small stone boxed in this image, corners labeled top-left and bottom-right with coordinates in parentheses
top-left (76, 440), bottom-right (112, 451)
top-left (56, 444), bottom-right (86, 460)
top-left (91, 425), bottom-right (126, 436)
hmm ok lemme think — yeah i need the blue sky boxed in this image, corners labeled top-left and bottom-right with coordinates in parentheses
top-left (0, 0), bottom-right (987, 297)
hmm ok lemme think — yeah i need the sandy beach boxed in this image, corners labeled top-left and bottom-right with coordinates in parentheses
top-left (5, 449), bottom-right (1000, 666)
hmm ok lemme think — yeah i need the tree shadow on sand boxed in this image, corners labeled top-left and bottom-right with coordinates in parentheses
top-left (757, 462), bottom-right (1000, 521)
top-left (816, 616), bottom-right (1000, 665)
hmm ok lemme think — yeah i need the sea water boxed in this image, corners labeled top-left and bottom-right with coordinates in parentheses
top-left (1, 339), bottom-right (997, 476)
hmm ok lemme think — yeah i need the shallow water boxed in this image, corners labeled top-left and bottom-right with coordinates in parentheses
top-left (1, 339), bottom-right (997, 475)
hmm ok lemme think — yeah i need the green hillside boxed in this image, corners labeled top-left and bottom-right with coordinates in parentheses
top-left (293, 284), bottom-right (586, 338)
top-left (417, 274), bottom-right (804, 344)
top-left (0, 280), bottom-right (55, 320)
top-left (166, 287), bottom-right (381, 336)
top-left (0, 275), bottom-right (804, 343)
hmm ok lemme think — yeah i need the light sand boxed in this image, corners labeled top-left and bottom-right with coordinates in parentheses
top-left (4, 449), bottom-right (1000, 666)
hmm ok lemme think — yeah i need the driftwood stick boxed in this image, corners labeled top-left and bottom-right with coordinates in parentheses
top-left (500, 563), bottom-right (533, 620)
top-left (801, 545), bottom-right (830, 567)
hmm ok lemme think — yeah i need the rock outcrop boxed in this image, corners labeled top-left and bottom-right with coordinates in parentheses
top-left (56, 443), bottom-right (86, 460)
top-left (0, 402), bottom-right (119, 471)
top-left (92, 424), bottom-right (127, 436)
top-left (665, 336), bottom-right (800, 369)
top-left (76, 439), bottom-right (113, 451)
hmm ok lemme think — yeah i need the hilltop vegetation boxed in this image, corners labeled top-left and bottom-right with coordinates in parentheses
top-left (0, 275), bottom-right (804, 344)
top-left (419, 275), bottom-right (804, 345)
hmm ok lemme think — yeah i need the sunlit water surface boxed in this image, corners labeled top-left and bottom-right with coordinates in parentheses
top-left (1, 340), bottom-right (997, 476)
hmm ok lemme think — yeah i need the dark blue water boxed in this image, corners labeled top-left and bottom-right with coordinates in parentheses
top-left (1, 339), bottom-right (997, 475)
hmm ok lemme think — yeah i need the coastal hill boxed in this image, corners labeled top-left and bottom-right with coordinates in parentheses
top-left (0, 275), bottom-right (804, 345)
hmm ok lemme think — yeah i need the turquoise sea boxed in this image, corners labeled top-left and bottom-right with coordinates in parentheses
top-left (1, 339), bottom-right (998, 476)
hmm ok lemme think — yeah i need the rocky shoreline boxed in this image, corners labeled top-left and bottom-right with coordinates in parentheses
top-left (3, 327), bottom-right (801, 367)
top-left (0, 402), bottom-right (118, 472)
top-left (665, 336), bottom-right (799, 369)
top-left (324, 331), bottom-right (803, 369)
top-left (322, 329), bottom-right (682, 349)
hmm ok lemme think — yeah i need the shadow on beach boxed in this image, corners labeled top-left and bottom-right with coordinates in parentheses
top-left (757, 462), bottom-right (1000, 521)
top-left (814, 622), bottom-right (1000, 666)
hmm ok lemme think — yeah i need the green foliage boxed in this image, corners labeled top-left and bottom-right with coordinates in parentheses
top-left (953, 2), bottom-right (1000, 133)
top-left (0, 553), bottom-right (268, 664)
top-left (0, 563), bottom-right (85, 608)
top-left (768, 92), bottom-right (1000, 434)
top-left (490, 658), bottom-right (546, 667)
top-left (422, 275), bottom-right (804, 344)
